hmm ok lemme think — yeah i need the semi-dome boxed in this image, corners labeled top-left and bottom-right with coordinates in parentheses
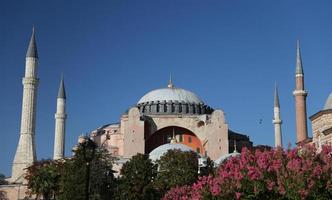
top-left (214, 152), bottom-right (241, 166)
top-left (149, 143), bottom-right (193, 161)
top-left (324, 93), bottom-right (332, 110)
top-left (138, 87), bottom-right (203, 104)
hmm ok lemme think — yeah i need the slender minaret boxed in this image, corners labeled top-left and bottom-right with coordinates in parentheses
top-left (53, 76), bottom-right (67, 159)
top-left (12, 28), bottom-right (39, 183)
top-left (273, 84), bottom-right (283, 147)
top-left (293, 40), bottom-right (308, 143)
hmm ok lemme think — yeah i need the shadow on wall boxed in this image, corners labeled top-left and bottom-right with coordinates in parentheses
top-left (146, 126), bottom-right (204, 155)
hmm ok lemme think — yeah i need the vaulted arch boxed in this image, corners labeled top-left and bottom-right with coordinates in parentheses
top-left (146, 126), bottom-right (204, 155)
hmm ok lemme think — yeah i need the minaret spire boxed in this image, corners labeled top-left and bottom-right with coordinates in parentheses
top-left (293, 40), bottom-right (308, 144)
top-left (53, 75), bottom-right (67, 159)
top-left (274, 83), bottom-right (280, 108)
top-left (296, 40), bottom-right (303, 75)
top-left (273, 84), bottom-right (283, 147)
top-left (57, 75), bottom-right (66, 99)
top-left (26, 27), bottom-right (38, 58)
top-left (12, 28), bottom-right (39, 183)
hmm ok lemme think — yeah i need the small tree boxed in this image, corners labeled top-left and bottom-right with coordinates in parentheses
top-left (25, 159), bottom-right (62, 200)
top-left (115, 153), bottom-right (159, 200)
top-left (59, 145), bottom-right (116, 200)
top-left (155, 149), bottom-right (198, 194)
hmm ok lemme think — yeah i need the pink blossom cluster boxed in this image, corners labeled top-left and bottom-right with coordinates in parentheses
top-left (163, 145), bottom-right (332, 200)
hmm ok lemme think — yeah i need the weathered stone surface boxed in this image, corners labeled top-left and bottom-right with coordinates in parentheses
top-left (53, 94), bottom-right (67, 160)
top-left (12, 56), bottom-right (38, 183)
top-left (310, 110), bottom-right (332, 149)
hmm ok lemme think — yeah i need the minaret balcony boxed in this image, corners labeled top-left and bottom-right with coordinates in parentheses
top-left (55, 113), bottom-right (67, 119)
top-left (273, 119), bottom-right (282, 124)
top-left (22, 77), bottom-right (39, 85)
top-left (293, 90), bottom-right (307, 96)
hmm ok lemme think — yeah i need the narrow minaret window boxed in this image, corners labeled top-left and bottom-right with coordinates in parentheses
top-left (53, 76), bottom-right (67, 159)
top-left (11, 27), bottom-right (39, 183)
top-left (273, 84), bottom-right (283, 148)
top-left (292, 40), bottom-right (308, 143)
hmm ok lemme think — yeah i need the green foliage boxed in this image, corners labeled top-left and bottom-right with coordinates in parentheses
top-left (25, 140), bottom-right (116, 200)
top-left (59, 145), bottom-right (116, 200)
top-left (155, 149), bottom-right (199, 193)
top-left (115, 153), bottom-right (159, 200)
top-left (25, 159), bottom-right (62, 200)
top-left (24, 144), bottom-right (207, 200)
top-left (59, 157), bottom-right (85, 200)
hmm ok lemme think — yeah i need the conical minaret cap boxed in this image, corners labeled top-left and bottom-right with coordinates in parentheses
top-left (296, 40), bottom-right (303, 74)
top-left (57, 76), bottom-right (66, 99)
top-left (26, 27), bottom-right (38, 58)
top-left (274, 84), bottom-right (280, 108)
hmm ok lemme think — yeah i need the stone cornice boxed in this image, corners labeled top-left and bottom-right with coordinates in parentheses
top-left (309, 109), bottom-right (332, 121)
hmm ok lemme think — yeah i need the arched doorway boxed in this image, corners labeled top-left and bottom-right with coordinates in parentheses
top-left (146, 126), bottom-right (204, 155)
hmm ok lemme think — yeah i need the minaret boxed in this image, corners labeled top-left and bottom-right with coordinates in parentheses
top-left (11, 28), bottom-right (39, 183)
top-left (53, 76), bottom-right (67, 159)
top-left (293, 40), bottom-right (308, 143)
top-left (273, 84), bottom-right (283, 147)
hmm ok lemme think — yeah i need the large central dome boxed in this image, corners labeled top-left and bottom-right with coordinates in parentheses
top-left (136, 80), bottom-right (213, 115)
top-left (138, 87), bottom-right (203, 104)
top-left (138, 80), bottom-right (204, 104)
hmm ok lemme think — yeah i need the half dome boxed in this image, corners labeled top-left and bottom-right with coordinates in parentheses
top-left (149, 143), bottom-right (193, 161)
top-left (214, 152), bottom-right (241, 166)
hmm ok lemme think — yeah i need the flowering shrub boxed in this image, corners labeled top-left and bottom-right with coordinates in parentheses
top-left (163, 145), bottom-right (332, 200)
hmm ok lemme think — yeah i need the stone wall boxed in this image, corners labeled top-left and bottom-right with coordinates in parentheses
top-left (0, 184), bottom-right (32, 200)
top-left (142, 109), bottom-right (229, 160)
top-left (122, 107), bottom-right (145, 158)
top-left (310, 109), bottom-right (332, 149)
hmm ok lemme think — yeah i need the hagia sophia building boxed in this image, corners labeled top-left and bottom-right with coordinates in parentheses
top-left (8, 28), bottom-right (332, 184)
top-left (89, 77), bottom-right (252, 163)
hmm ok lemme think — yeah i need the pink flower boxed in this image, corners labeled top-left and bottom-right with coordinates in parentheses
top-left (247, 166), bottom-right (261, 180)
top-left (164, 144), bottom-right (332, 200)
top-left (313, 165), bottom-right (322, 177)
top-left (266, 180), bottom-right (275, 191)
top-left (298, 189), bottom-right (309, 199)
top-left (235, 192), bottom-right (241, 199)
top-left (278, 185), bottom-right (286, 195)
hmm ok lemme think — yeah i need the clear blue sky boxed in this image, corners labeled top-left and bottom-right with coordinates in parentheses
top-left (2, 0), bottom-right (332, 176)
